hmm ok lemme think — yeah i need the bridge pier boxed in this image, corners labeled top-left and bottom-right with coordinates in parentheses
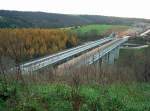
top-left (88, 44), bottom-right (121, 67)
top-left (94, 57), bottom-right (102, 69)
top-left (82, 37), bottom-right (128, 67)
top-left (108, 46), bottom-right (120, 64)
top-left (108, 50), bottom-right (115, 64)
top-left (114, 46), bottom-right (120, 60)
top-left (102, 53), bottom-right (109, 64)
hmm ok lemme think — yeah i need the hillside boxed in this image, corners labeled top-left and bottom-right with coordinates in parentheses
top-left (0, 10), bottom-right (150, 28)
top-left (70, 24), bottom-right (130, 42)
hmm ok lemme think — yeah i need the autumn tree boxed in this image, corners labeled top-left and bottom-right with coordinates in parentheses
top-left (0, 28), bottom-right (79, 62)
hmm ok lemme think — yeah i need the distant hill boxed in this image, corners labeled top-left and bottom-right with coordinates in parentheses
top-left (0, 10), bottom-right (150, 28)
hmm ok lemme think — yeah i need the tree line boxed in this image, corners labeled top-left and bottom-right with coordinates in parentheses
top-left (0, 29), bottom-right (78, 62)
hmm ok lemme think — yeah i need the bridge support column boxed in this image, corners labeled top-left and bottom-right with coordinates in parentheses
top-left (114, 46), bottom-right (120, 60)
top-left (98, 58), bottom-right (102, 69)
top-left (108, 49), bottom-right (115, 64)
top-left (108, 46), bottom-right (121, 64)
top-left (102, 53), bottom-right (109, 64)
top-left (94, 57), bottom-right (102, 68)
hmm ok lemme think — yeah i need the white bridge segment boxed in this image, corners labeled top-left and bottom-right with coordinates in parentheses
top-left (86, 36), bottom-right (129, 65)
top-left (140, 29), bottom-right (150, 36)
top-left (22, 37), bottom-right (112, 67)
top-left (21, 35), bottom-right (114, 72)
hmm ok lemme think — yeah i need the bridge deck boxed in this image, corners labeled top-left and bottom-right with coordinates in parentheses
top-left (57, 36), bottom-right (129, 70)
top-left (20, 35), bottom-right (114, 73)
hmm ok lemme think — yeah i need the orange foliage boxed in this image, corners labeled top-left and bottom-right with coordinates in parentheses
top-left (0, 29), bottom-right (78, 61)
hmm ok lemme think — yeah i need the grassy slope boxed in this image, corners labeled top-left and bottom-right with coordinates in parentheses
top-left (28, 84), bottom-right (150, 110)
top-left (39, 84), bottom-right (150, 111)
top-left (73, 24), bottom-right (113, 35)
top-left (121, 38), bottom-right (150, 67)
top-left (71, 24), bottom-right (130, 40)
top-left (0, 83), bottom-right (150, 111)
top-left (119, 48), bottom-right (145, 61)
top-left (38, 47), bottom-right (150, 111)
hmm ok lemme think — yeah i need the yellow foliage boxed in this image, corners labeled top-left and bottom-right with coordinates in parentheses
top-left (0, 28), bottom-right (78, 61)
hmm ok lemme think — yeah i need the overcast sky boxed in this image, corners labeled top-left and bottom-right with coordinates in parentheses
top-left (0, 0), bottom-right (150, 19)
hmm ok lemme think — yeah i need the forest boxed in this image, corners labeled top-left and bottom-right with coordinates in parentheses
top-left (0, 29), bottom-right (78, 62)
top-left (0, 10), bottom-right (150, 28)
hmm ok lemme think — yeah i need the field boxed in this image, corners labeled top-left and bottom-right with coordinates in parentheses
top-left (0, 82), bottom-right (150, 111)
top-left (71, 24), bottom-right (130, 41)
top-left (31, 83), bottom-right (150, 111)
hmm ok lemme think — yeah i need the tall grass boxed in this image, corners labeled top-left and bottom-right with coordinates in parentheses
top-left (0, 41), bottom-right (150, 111)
